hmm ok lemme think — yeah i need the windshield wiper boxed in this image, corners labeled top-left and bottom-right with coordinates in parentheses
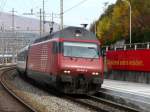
top-left (90, 54), bottom-right (98, 61)
top-left (88, 47), bottom-right (99, 60)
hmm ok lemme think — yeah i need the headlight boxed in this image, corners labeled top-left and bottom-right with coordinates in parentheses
top-left (92, 72), bottom-right (96, 75)
top-left (92, 72), bottom-right (99, 75)
top-left (67, 71), bottom-right (71, 74)
top-left (64, 70), bottom-right (71, 74)
top-left (64, 71), bottom-right (68, 73)
top-left (95, 72), bottom-right (99, 75)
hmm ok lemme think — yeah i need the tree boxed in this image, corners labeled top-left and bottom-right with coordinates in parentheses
top-left (90, 0), bottom-right (150, 45)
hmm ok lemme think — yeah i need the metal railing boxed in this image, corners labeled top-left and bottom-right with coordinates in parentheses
top-left (103, 42), bottom-right (150, 52)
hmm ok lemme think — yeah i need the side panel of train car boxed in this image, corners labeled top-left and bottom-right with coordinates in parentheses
top-left (27, 39), bottom-right (58, 84)
top-left (17, 46), bottom-right (28, 74)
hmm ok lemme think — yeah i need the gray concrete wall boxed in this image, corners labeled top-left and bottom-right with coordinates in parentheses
top-left (105, 70), bottom-right (150, 84)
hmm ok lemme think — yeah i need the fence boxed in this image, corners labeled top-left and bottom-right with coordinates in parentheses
top-left (104, 42), bottom-right (150, 52)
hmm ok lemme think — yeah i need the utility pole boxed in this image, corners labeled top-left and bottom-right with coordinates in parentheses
top-left (121, 0), bottom-right (132, 45)
top-left (12, 8), bottom-right (15, 32)
top-left (95, 22), bottom-right (97, 35)
top-left (43, 0), bottom-right (45, 33)
top-left (52, 12), bottom-right (54, 23)
top-left (10, 8), bottom-right (16, 32)
top-left (10, 8), bottom-right (17, 63)
top-left (40, 8), bottom-right (42, 37)
top-left (2, 39), bottom-right (4, 64)
top-left (51, 12), bottom-right (54, 30)
top-left (49, 12), bottom-right (54, 34)
top-left (23, 9), bottom-right (43, 36)
top-left (60, 0), bottom-right (63, 30)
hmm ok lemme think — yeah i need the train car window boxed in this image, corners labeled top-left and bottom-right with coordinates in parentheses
top-left (17, 50), bottom-right (28, 61)
top-left (59, 42), bottom-right (63, 53)
top-left (52, 42), bottom-right (63, 54)
top-left (52, 42), bottom-right (57, 54)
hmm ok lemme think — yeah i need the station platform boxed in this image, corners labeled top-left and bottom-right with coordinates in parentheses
top-left (103, 79), bottom-right (150, 97)
top-left (101, 79), bottom-right (150, 112)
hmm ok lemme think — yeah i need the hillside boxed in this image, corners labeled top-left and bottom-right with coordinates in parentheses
top-left (0, 12), bottom-right (60, 34)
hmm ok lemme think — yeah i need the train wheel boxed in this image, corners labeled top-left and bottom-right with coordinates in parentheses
top-left (56, 76), bottom-right (64, 90)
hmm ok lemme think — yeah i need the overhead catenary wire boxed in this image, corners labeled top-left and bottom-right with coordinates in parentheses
top-left (0, 0), bottom-right (7, 17)
top-left (63, 0), bottom-right (89, 14)
top-left (0, 0), bottom-right (7, 12)
top-left (2, 0), bottom-right (7, 11)
top-left (0, 0), bottom-right (4, 11)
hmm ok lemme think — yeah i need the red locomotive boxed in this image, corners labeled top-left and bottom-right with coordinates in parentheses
top-left (17, 26), bottom-right (104, 94)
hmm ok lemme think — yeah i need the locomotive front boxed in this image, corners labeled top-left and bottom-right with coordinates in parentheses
top-left (57, 39), bottom-right (103, 94)
top-left (26, 26), bottom-right (104, 95)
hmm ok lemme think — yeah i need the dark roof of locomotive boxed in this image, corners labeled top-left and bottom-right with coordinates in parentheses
top-left (34, 26), bottom-right (97, 43)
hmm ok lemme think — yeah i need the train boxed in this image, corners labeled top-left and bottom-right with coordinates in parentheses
top-left (17, 26), bottom-right (104, 94)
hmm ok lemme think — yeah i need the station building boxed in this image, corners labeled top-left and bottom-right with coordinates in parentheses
top-left (0, 31), bottom-right (39, 64)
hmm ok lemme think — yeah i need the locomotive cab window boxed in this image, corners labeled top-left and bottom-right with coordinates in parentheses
top-left (63, 42), bottom-right (100, 59)
top-left (52, 42), bottom-right (63, 54)
top-left (17, 50), bottom-right (28, 61)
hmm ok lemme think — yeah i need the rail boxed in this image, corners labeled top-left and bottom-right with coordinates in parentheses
top-left (87, 95), bottom-right (140, 112)
top-left (64, 95), bottom-right (109, 112)
top-left (0, 67), bottom-right (38, 112)
top-left (64, 94), bottom-right (140, 112)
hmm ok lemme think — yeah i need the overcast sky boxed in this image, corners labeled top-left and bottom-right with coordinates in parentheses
top-left (0, 0), bottom-right (117, 27)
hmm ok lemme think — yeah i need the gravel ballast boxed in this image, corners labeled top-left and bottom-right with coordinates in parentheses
top-left (7, 71), bottom-right (95, 112)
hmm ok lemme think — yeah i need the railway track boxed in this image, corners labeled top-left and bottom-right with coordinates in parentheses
top-left (64, 95), bottom-right (109, 112)
top-left (88, 95), bottom-right (140, 112)
top-left (0, 66), bottom-right (141, 112)
top-left (64, 94), bottom-right (140, 112)
top-left (17, 69), bottom-right (140, 112)
top-left (19, 72), bottom-right (137, 112)
top-left (0, 66), bottom-right (37, 112)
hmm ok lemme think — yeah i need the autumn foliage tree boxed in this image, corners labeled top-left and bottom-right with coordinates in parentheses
top-left (90, 0), bottom-right (150, 45)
